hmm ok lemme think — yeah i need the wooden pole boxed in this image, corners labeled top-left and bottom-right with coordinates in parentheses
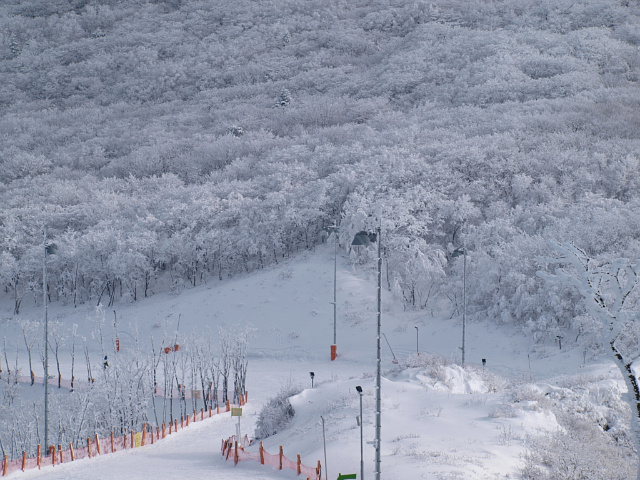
top-left (130, 431), bottom-right (134, 448)
top-left (2, 454), bottom-right (7, 476)
top-left (259, 442), bottom-right (264, 464)
top-left (174, 419), bottom-right (177, 432)
top-left (37, 445), bottom-right (41, 470)
top-left (95, 434), bottom-right (101, 455)
top-left (279, 446), bottom-right (283, 470)
top-left (162, 423), bottom-right (166, 438)
top-left (70, 443), bottom-right (75, 461)
top-left (297, 454), bottom-right (302, 475)
top-left (87, 438), bottom-right (92, 458)
top-left (111, 431), bottom-right (115, 453)
top-left (58, 445), bottom-right (63, 464)
top-left (21, 451), bottom-right (26, 471)
top-left (201, 408), bottom-right (204, 421)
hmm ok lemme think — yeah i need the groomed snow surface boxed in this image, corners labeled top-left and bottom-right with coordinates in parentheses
top-left (1, 245), bottom-right (627, 479)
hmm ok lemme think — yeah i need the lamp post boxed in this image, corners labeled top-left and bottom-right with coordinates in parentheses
top-left (351, 228), bottom-right (381, 480)
top-left (43, 231), bottom-right (57, 453)
top-left (452, 245), bottom-right (467, 365)
top-left (324, 225), bottom-right (339, 360)
top-left (356, 386), bottom-right (364, 480)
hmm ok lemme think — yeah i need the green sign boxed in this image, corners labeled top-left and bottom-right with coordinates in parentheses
top-left (337, 474), bottom-right (357, 480)
top-left (231, 407), bottom-right (243, 417)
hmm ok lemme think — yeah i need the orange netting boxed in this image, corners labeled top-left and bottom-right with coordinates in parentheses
top-left (1, 393), bottom-right (248, 477)
top-left (220, 436), bottom-right (321, 480)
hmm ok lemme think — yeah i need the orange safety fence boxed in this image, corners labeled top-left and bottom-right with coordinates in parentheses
top-left (1, 392), bottom-right (248, 477)
top-left (221, 436), bottom-right (321, 480)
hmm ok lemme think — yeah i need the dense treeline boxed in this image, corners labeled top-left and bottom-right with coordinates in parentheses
top-left (1, 0), bottom-right (640, 349)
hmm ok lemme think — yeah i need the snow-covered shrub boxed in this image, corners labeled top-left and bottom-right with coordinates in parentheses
top-left (521, 419), bottom-right (636, 480)
top-left (254, 382), bottom-right (302, 440)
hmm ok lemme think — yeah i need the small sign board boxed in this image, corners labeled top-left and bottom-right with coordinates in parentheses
top-left (337, 474), bottom-right (357, 480)
top-left (231, 407), bottom-right (243, 417)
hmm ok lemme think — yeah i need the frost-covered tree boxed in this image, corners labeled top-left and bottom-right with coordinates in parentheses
top-left (538, 241), bottom-right (640, 479)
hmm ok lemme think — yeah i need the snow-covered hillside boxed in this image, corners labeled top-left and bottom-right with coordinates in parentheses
top-left (3, 244), bottom-right (634, 479)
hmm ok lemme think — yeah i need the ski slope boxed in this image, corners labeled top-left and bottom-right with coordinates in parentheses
top-left (2, 244), bottom-right (620, 479)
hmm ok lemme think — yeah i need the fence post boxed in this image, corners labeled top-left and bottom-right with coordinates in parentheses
top-left (226, 400), bottom-right (230, 412)
top-left (87, 438), bottom-right (92, 459)
top-left (279, 446), bottom-right (283, 470)
top-left (201, 408), bottom-right (204, 421)
top-left (297, 454), bottom-right (301, 475)
top-left (70, 443), bottom-right (75, 461)
top-left (124, 431), bottom-right (128, 449)
top-left (95, 434), bottom-right (101, 455)
top-left (217, 404), bottom-right (220, 414)
top-left (130, 431), bottom-right (134, 448)
top-left (58, 445), bottom-right (63, 464)
top-left (162, 423), bottom-right (166, 438)
top-left (2, 454), bottom-right (7, 476)
top-left (186, 414), bottom-right (190, 427)
top-left (142, 424), bottom-right (146, 446)
top-left (111, 432), bottom-right (115, 453)
top-left (50, 446), bottom-right (55, 466)
top-left (259, 442), bottom-right (264, 464)
top-left (174, 419), bottom-right (178, 432)
top-left (316, 460), bottom-right (321, 480)
top-left (21, 451), bottom-right (26, 471)
top-left (37, 445), bottom-right (41, 469)
top-left (168, 422), bottom-right (172, 435)
top-left (234, 441), bottom-right (238, 465)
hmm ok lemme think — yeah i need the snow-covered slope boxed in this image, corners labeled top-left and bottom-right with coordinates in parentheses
top-left (3, 244), bottom-right (630, 479)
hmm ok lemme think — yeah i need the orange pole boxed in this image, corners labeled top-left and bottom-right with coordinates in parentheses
top-left (245, 391), bottom-right (248, 403)
top-left (87, 438), bottom-right (92, 458)
top-left (130, 431), bottom-right (134, 448)
top-left (186, 414), bottom-right (189, 427)
top-left (21, 451), bottom-right (26, 471)
top-left (111, 432), bottom-right (115, 453)
top-left (226, 400), bottom-right (230, 412)
top-left (142, 424), bottom-right (146, 446)
top-left (181, 416), bottom-right (184, 429)
top-left (234, 441), bottom-right (238, 465)
top-left (260, 441), bottom-right (265, 464)
top-left (279, 446), bottom-right (283, 470)
top-left (95, 434), bottom-right (101, 455)
top-left (169, 422), bottom-right (172, 435)
top-left (174, 419), bottom-right (177, 432)
top-left (297, 454), bottom-right (301, 475)
top-left (217, 404), bottom-right (220, 414)
top-left (70, 443), bottom-right (75, 461)
top-left (37, 445), bottom-right (41, 470)
top-left (162, 423), bottom-right (166, 438)
top-left (50, 446), bottom-right (55, 466)
top-left (3, 454), bottom-right (7, 476)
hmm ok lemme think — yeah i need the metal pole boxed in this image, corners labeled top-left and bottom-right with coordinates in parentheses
top-left (43, 230), bottom-right (49, 452)
top-left (321, 416), bottom-right (328, 480)
top-left (333, 229), bottom-right (337, 346)
top-left (375, 226), bottom-right (381, 480)
top-left (359, 390), bottom-right (364, 480)
top-left (462, 244), bottom-right (466, 366)
top-left (415, 326), bottom-right (419, 355)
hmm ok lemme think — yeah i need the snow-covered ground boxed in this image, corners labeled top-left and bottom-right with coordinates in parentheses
top-left (1, 244), bottom-right (626, 479)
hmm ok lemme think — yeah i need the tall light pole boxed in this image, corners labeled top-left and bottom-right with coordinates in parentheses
top-left (452, 245), bottom-right (467, 365)
top-left (324, 225), bottom-right (339, 360)
top-left (351, 228), bottom-right (381, 480)
top-left (43, 231), bottom-right (57, 453)
top-left (356, 386), bottom-right (364, 480)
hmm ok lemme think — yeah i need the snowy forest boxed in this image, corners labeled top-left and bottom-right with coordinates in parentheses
top-left (2, 0), bottom-right (640, 356)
